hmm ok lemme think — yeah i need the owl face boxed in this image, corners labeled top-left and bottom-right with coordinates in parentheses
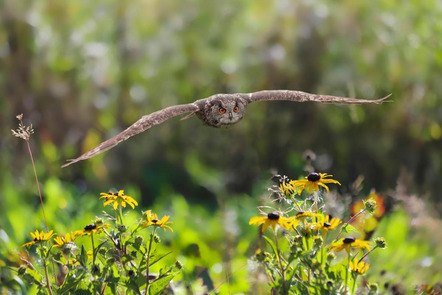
top-left (200, 94), bottom-right (247, 127)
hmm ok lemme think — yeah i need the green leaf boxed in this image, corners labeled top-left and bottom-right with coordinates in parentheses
top-left (79, 245), bottom-right (88, 267)
top-left (58, 270), bottom-right (86, 294)
top-left (149, 251), bottom-right (173, 267)
top-left (263, 235), bottom-right (278, 256)
top-left (148, 270), bottom-right (180, 295)
top-left (21, 268), bottom-right (41, 285)
top-left (342, 224), bottom-right (358, 234)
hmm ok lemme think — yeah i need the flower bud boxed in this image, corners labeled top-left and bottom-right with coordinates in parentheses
top-left (313, 236), bottom-right (323, 247)
top-left (363, 198), bottom-right (377, 214)
top-left (117, 224), bottom-right (127, 233)
top-left (327, 252), bottom-right (336, 262)
top-left (18, 266), bottom-right (26, 276)
top-left (375, 237), bottom-right (387, 249)
top-left (91, 264), bottom-right (100, 275)
top-left (368, 282), bottom-right (379, 294)
top-left (175, 260), bottom-right (183, 269)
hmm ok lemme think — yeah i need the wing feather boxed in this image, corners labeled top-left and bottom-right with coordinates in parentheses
top-left (242, 90), bottom-right (391, 104)
top-left (62, 103), bottom-right (199, 167)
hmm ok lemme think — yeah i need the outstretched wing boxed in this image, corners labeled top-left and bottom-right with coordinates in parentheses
top-left (62, 103), bottom-right (199, 167)
top-left (241, 90), bottom-right (391, 105)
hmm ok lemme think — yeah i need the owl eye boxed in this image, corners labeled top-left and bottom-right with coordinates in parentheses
top-left (219, 107), bottom-right (226, 114)
top-left (233, 106), bottom-right (239, 112)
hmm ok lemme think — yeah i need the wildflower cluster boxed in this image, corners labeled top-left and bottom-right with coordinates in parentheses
top-left (18, 190), bottom-right (180, 294)
top-left (250, 172), bottom-right (387, 294)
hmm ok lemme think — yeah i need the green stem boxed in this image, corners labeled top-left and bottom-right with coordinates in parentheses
top-left (320, 234), bottom-right (325, 266)
top-left (119, 205), bottom-right (124, 224)
top-left (91, 233), bottom-right (96, 267)
top-left (334, 209), bottom-right (365, 240)
top-left (358, 246), bottom-right (378, 263)
top-left (273, 230), bottom-right (287, 294)
top-left (25, 137), bottom-right (48, 231)
top-left (43, 259), bottom-right (53, 295)
top-left (351, 273), bottom-right (357, 295)
top-left (144, 228), bottom-right (157, 294)
top-left (313, 191), bottom-right (318, 213)
top-left (291, 197), bottom-right (303, 211)
top-left (345, 253), bottom-right (351, 293)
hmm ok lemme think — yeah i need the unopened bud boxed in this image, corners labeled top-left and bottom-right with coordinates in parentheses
top-left (375, 237), bottom-right (387, 249)
top-left (364, 199), bottom-right (377, 214)
top-left (175, 260), bottom-right (183, 269)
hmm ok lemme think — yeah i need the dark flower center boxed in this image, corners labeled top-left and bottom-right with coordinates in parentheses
top-left (324, 222), bottom-right (331, 228)
top-left (152, 219), bottom-right (159, 223)
top-left (307, 173), bottom-right (321, 182)
top-left (343, 237), bottom-right (356, 244)
top-left (267, 212), bottom-right (280, 220)
top-left (84, 223), bottom-right (97, 230)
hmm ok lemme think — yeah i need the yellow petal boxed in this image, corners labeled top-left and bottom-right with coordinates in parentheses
top-left (249, 216), bottom-right (266, 225)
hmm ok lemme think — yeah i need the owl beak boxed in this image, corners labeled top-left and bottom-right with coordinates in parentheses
top-left (229, 112), bottom-right (233, 120)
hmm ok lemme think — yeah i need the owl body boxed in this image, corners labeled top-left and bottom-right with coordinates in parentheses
top-left (195, 94), bottom-right (248, 127)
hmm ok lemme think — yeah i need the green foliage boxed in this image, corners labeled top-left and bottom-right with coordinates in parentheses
top-left (12, 192), bottom-right (180, 294)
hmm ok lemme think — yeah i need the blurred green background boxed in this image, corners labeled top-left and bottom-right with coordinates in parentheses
top-left (1, 0), bottom-right (441, 293)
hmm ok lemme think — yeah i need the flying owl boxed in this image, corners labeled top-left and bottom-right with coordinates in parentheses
top-left (62, 90), bottom-right (391, 167)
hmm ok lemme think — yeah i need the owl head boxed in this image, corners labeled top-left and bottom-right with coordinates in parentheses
top-left (199, 94), bottom-right (248, 127)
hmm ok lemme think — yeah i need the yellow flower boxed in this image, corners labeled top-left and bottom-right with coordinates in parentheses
top-left (21, 230), bottom-right (57, 248)
top-left (329, 237), bottom-right (371, 253)
top-left (279, 181), bottom-right (296, 197)
top-left (142, 210), bottom-right (173, 232)
top-left (290, 173), bottom-right (341, 195)
top-left (311, 215), bottom-right (342, 234)
top-left (249, 212), bottom-right (298, 232)
top-left (350, 259), bottom-right (370, 274)
top-left (100, 190), bottom-right (138, 210)
top-left (295, 211), bottom-right (322, 220)
top-left (81, 223), bottom-right (111, 236)
top-left (53, 231), bottom-right (82, 248)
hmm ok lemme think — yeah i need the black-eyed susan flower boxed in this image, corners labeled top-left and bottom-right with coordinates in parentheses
top-left (329, 237), bottom-right (371, 253)
top-left (21, 230), bottom-right (57, 248)
top-left (249, 212), bottom-right (298, 232)
top-left (295, 211), bottom-right (322, 220)
top-left (349, 259), bottom-right (370, 275)
top-left (53, 231), bottom-right (82, 248)
top-left (81, 223), bottom-right (111, 236)
top-left (311, 215), bottom-right (342, 234)
top-left (100, 190), bottom-right (138, 210)
top-left (142, 210), bottom-right (173, 232)
top-left (290, 172), bottom-right (341, 195)
top-left (279, 180), bottom-right (296, 197)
